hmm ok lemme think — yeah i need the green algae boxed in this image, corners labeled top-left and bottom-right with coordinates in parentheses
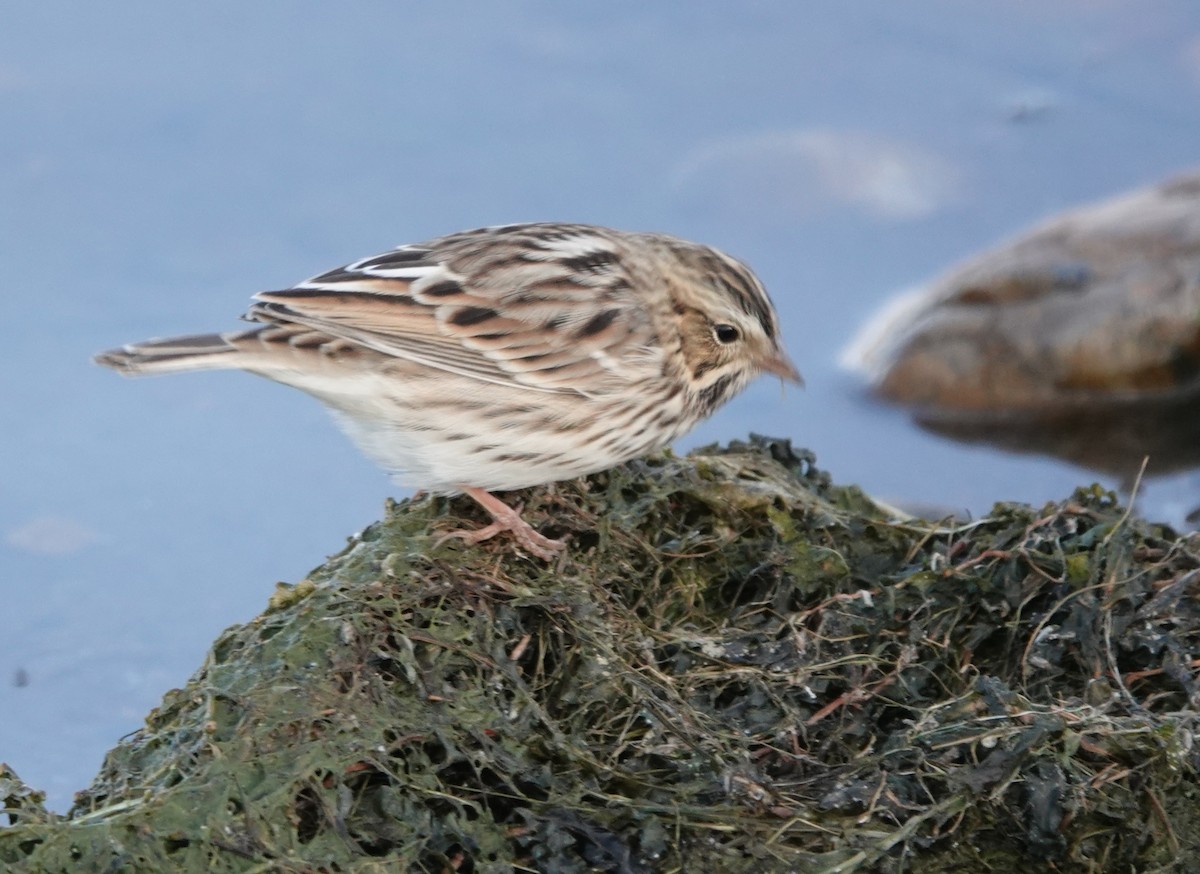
top-left (3, 437), bottom-right (1200, 872)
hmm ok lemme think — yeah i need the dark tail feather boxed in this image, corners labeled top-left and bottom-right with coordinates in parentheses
top-left (94, 332), bottom-right (247, 375)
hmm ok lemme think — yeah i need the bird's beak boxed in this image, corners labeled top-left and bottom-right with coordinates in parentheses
top-left (760, 348), bottom-right (803, 386)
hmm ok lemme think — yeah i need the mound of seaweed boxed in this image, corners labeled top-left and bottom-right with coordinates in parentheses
top-left (3, 437), bottom-right (1200, 872)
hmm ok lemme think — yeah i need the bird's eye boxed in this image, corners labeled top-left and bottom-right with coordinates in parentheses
top-left (713, 324), bottom-right (740, 344)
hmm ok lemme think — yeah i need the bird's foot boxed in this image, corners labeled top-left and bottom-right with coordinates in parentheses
top-left (437, 486), bottom-right (566, 561)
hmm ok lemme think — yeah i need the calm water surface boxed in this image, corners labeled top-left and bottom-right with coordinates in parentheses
top-left (4, 1), bottom-right (1200, 810)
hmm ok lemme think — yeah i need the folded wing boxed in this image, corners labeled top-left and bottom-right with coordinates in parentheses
top-left (250, 224), bottom-right (659, 395)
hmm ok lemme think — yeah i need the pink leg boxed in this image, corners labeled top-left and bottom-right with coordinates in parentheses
top-left (439, 486), bottom-right (566, 560)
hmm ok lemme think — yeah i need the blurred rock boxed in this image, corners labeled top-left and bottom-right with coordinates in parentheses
top-left (843, 172), bottom-right (1200, 481)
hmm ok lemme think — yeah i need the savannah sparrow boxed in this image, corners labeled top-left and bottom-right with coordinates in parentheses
top-left (97, 222), bottom-right (799, 559)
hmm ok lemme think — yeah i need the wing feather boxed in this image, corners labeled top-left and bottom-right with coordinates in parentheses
top-left (249, 224), bottom-right (660, 393)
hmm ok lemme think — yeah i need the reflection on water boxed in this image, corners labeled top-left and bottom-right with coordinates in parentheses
top-left (914, 390), bottom-right (1200, 492)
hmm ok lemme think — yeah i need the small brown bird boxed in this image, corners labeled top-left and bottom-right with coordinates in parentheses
top-left (96, 222), bottom-right (799, 559)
